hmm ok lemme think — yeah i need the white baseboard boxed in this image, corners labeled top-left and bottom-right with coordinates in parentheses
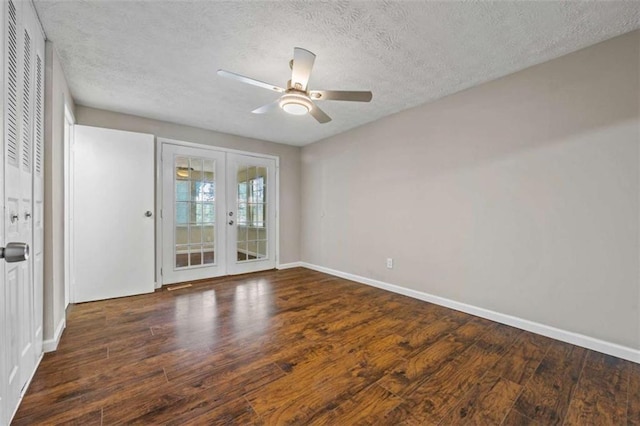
top-left (277, 261), bottom-right (303, 270)
top-left (43, 316), bottom-right (66, 353)
top-left (299, 262), bottom-right (640, 364)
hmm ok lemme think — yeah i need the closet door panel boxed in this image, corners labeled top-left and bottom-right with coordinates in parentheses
top-left (31, 8), bottom-right (45, 359)
top-left (0, 0), bottom-right (6, 423)
top-left (2, 1), bottom-right (45, 423)
top-left (3, 0), bottom-right (24, 420)
top-left (17, 2), bottom-right (36, 389)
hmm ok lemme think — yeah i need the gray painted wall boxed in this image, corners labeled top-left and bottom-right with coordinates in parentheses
top-left (301, 31), bottom-right (640, 349)
top-left (45, 30), bottom-right (640, 354)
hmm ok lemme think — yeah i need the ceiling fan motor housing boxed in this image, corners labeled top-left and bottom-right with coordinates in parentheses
top-left (286, 79), bottom-right (306, 92)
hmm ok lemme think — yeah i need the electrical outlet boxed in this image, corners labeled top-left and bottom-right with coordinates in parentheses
top-left (386, 258), bottom-right (393, 269)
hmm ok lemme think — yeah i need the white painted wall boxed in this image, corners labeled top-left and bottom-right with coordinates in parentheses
top-left (301, 31), bottom-right (640, 350)
top-left (43, 42), bottom-right (75, 349)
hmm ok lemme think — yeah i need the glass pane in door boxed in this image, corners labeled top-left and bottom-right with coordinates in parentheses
top-left (235, 164), bottom-right (268, 262)
top-left (175, 156), bottom-right (216, 268)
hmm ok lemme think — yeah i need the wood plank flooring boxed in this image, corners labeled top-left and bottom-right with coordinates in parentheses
top-left (13, 267), bottom-right (640, 425)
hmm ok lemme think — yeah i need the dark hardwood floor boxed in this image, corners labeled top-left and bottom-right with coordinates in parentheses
top-left (13, 267), bottom-right (640, 425)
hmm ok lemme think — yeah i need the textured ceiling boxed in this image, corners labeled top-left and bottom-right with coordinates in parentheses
top-left (34, 1), bottom-right (640, 146)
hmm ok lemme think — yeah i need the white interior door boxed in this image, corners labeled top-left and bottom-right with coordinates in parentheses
top-left (73, 126), bottom-right (155, 302)
top-left (226, 153), bottom-right (276, 275)
top-left (161, 144), bottom-right (226, 284)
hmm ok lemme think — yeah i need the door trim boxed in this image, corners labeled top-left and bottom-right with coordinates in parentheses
top-left (155, 137), bottom-right (280, 288)
top-left (63, 101), bottom-right (74, 306)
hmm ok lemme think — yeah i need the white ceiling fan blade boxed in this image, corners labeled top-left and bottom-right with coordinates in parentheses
top-left (309, 103), bottom-right (331, 123)
top-left (217, 70), bottom-right (285, 93)
top-left (309, 90), bottom-right (373, 102)
top-left (251, 100), bottom-right (281, 114)
top-left (291, 47), bottom-right (316, 91)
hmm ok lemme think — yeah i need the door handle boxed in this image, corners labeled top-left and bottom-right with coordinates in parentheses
top-left (10, 213), bottom-right (18, 223)
top-left (24, 212), bottom-right (31, 220)
top-left (145, 211), bottom-right (153, 217)
top-left (0, 242), bottom-right (29, 263)
top-left (228, 220), bottom-right (234, 225)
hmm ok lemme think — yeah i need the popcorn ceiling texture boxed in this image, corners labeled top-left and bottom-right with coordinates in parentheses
top-left (34, 1), bottom-right (640, 146)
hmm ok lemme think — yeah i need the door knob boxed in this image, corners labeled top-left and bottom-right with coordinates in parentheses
top-left (0, 242), bottom-right (29, 263)
top-left (24, 212), bottom-right (31, 220)
top-left (145, 211), bottom-right (153, 217)
top-left (228, 220), bottom-right (234, 225)
top-left (10, 213), bottom-right (18, 223)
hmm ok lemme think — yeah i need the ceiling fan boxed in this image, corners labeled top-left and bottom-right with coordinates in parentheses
top-left (217, 47), bottom-right (373, 124)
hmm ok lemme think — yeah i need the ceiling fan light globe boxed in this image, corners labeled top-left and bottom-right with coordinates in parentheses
top-left (282, 102), bottom-right (309, 115)
top-left (279, 93), bottom-right (313, 116)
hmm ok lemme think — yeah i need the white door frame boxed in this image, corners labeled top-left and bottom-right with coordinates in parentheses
top-left (63, 102), bottom-right (74, 306)
top-left (155, 137), bottom-right (280, 288)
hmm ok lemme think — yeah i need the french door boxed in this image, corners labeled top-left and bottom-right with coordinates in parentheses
top-left (161, 145), bottom-right (227, 283)
top-left (225, 153), bottom-right (276, 275)
top-left (161, 144), bottom-right (276, 284)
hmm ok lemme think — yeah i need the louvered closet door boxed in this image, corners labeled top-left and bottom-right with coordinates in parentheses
top-left (31, 8), bottom-right (45, 359)
top-left (0, 0), bottom-right (6, 423)
top-left (3, 0), bottom-right (26, 418)
top-left (2, 0), bottom-right (44, 421)
top-left (17, 3), bottom-right (36, 392)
